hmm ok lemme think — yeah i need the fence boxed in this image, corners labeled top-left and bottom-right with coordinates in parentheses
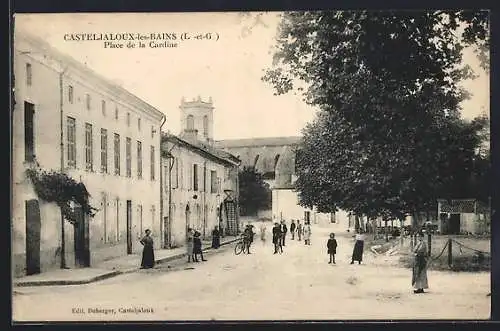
top-left (405, 234), bottom-right (491, 272)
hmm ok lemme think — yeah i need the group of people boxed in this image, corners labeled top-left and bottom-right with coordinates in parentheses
top-left (269, 219), bottom-right (312, 254)
top-left (138, 220), bottom-right (429, 295)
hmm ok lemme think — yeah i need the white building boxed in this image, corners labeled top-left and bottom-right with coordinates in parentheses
top-left (12, 30), bottom-right (165, 277)
top-left (161, 97), bottom-right (240, 248)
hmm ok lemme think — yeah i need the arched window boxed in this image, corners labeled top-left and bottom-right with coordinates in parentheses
top-left (253, 154), bottom-right (260, 168)
top-left (203, 115), bottom-right (209, 137)
top-left (186, 115), bottom-right (194, 130)
top-left (274, 154), bottom-right (280, 172)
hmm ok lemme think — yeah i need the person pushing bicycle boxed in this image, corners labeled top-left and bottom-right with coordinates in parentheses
top-left (243, 224), bottom-right (254, 254)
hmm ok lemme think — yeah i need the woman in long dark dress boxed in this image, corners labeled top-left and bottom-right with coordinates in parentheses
top-left (412, 232), bottom-right (429, 294)
top-left (211, 226), bottom-right (220, 249)
top-left (350, 232), bottom-right (365, 264)
top-left (140, 229), bottom-right (155, 269)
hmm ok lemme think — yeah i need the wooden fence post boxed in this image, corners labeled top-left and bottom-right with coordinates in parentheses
top-left (448, 238), bottom-right (453, 268)
top-left (427, 233), bottom-right (432, 257)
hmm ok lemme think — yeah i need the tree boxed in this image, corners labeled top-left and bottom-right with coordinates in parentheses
top-left (238, 166), bottom-right (272, 216)
top-left (265, 10), bottom-right (489, 222)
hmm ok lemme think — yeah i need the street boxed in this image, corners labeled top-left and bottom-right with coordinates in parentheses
top-left (12, 223), bottom-right (490, 321)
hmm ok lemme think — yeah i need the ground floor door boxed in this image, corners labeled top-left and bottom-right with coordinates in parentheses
top-left (74, 205), bottom-right (90, 268)
top-left (126, 200), bottom-right (132, 254)
top-left (185, 205), bottom-right (191, 238)
top-left (449, 213), bottom-right (461, 235)
top-left (25, 199), bottom-right (41, 275)
top-left (224, 200), bottom-right (237, 235)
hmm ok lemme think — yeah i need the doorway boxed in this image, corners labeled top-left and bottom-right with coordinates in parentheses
top-left (449, 213), bottom-right (461, 235)
top-left (126, 200), bottom-right (132, 254)
top-left (73, 205), bottom-right (90, 267)
top-left (185, 204), bottom-right (191, 236)
top-left (25, 199), bottom-right (41, 275)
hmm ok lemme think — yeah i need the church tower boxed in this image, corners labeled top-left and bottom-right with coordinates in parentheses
top-left (179, 96), bottom-right (214, 146)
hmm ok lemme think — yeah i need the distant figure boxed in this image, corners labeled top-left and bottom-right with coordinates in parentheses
top-left (260, 222), bottom-right (267, 243)
top-left (280, 220), bottom-right (288, 246)
top-left (272, 223), bottom-right (282, 254)
top-left (350, 232), bottom-right (365, 264)
top-left (303, 222), bottom-right (312, 245)
top-left (193, 231), bottom-right (207, 262)
top-left (290, 220), bottom-right (296, 240)
top-left (211, 226), bottom-right (220, 249)
top-left (243, 225), bottom-right (254, 254)
top-left (327, 233), bottom-right (337, 264)
top-left (412, 232), bottom-right (429, 294)
top-left (186, 227), bottom-right (195, 263)
top-left (297, 221), bottom-right (303, 241)
top-left (140, 229), bottom-right (155, 269)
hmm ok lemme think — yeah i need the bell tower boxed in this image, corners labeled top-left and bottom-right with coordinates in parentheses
top-left (179, 96), bottom-right (214, 145)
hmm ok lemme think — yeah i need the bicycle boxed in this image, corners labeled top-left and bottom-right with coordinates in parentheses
top-left (234, 235), bottom-right (246, 255)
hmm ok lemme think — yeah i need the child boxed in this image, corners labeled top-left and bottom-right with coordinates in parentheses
top-left (327, 233), bottom-right (337, 264)
top-left (193, 231), bottom-right (207, 262)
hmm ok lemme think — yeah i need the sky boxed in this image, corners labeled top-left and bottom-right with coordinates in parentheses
top-left (14, 12), bottom-right (490, 140)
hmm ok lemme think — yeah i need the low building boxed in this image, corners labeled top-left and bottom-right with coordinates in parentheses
top-left (161, 97), bottom-right (240, 248)
top-left (12, 30), bottom-right (165, 277)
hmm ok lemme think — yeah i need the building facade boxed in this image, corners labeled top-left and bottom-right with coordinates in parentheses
top-left (216, 137), bottom-right (351, 229)
top-left (161, 97), bottom-right (240, 249)
top-left (12, 30), bottom-right (165, 277)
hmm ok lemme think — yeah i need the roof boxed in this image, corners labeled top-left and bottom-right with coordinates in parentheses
top-left (215, 136), bottom-right (302, 148)
top-left (162, 133), bottom-right (240, 167)
top-left (15, 29), bottom-right (165, 122)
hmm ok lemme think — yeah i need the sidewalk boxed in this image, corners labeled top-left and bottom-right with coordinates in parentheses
top-left (13, 236), bottom-right (239, 287)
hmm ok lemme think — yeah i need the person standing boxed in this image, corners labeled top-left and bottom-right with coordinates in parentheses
top-left (260, 221), bottom-right (267, 244)
top-left (297, 221), bottom-right (303, 241)
top-left (327, 233), bottom-right (338, 264)
top-left (412, 232), bottom-right (429, 294)
top-left (350, 231), bottom-right (365, 264)
top-left (303, 222), bottom-right (312, 245)
top-left (186, 227), bottom-right (195, 263)
top-left (280, 220), bottom-right (288, 246)
top-left (272, 223), bottom-right (282, 254)
top-left (243, 225), bottom-right (254, 254)
top-left (211, 226), bottom-right (220, 249)
top-left (140, 229), bottom-right (155, 269)
top-left (193, 231), bottom-right (207, 262)
top-left (290, 220), bottom-right (296, 240)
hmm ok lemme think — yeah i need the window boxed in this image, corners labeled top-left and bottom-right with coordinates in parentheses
top-left (127, 112), bottom-right (131, 127)
top-left (101, 192), bottom-right (107, 243)
top-left (210, 170), bottom-right (217, 193)
top-left (126, 137), bottom-right (131, 177)
top-left (100, 129), bottom-right (108, 173)
top-left (67, 117), bottom-right (76, 168)
top-left (138, 118), bottom-right (141, 131)
top-left (114, 133), bottom-right (120, 175)
top-left (26, 63), bottom-right (32, 86)
top-left (150, 146), bottom-right (155, 180)
top-left (187, 115), bottom-right (194, 130)
top-left (174, 158), bottom-right (179, 188)
top-left (86, 94), bottom-right (91, 110)
top-left (203, 115), bottom-right (208, 137)
top-left (85, 123), bottom-right (93, 171)
top-left (115, 107), bottom-right (119, 120)
top-left (193, 164), bottom-right (198, 191)
top-left (68, 85), bottom-right (74, 104)
top-left (137, 141), bottom-right (142, 178)
top-left (138, 204), bottom-right (143, 236)
top-left (101, 100), bottom-right (106, 116)
top-left (151, 126), bottom-right (155, 138)
top-left (116, 197), bottom-right (120, 242)
top-left (24, 102), bottom-right (35, 162)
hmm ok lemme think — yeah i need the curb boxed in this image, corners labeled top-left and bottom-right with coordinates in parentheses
top-left (14, 270), bottom-right (122, 287)
top-left (15, 237), bottom-right (241, 287)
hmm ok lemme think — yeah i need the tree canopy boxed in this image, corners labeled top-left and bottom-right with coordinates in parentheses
top-left (264, 10), bottom-right (490, 221)
top-left (238, 166), bottom-right (272, 216)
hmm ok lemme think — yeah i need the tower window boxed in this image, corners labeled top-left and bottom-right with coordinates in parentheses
top-left (203, 115), bottom-right (208, 137)
top-left (187, 115), bottom-right (194, 130)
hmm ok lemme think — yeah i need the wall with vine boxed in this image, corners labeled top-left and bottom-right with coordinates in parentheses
top-left (25, 167), bottom-right (98, 225)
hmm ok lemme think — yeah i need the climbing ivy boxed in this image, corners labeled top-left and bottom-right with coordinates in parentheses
top-left (25, 167), bottom-right (98, 225)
